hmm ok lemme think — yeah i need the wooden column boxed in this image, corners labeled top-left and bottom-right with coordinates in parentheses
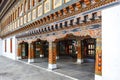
top-left (95, 38), bottom-right (102, 75)
top-left (48, 41), bottom-right (57, 70)
top-left (77, 40), bottom-right (83, 64)
top-left (28, 42), bottom-right (35, 63)
top-left (17, 43), bottom-right (22, 60)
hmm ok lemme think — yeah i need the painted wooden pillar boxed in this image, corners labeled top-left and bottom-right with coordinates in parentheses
top-left (48, 41), bottom-right (57, 70)
top-left (95, 38), bottom-right (102, 75)
top-left (17, 43), bottom-right (22, 60)
top-left (28, 42), bottom-right (35, 63)
top-left (77, 40), bottom-right (83, 64)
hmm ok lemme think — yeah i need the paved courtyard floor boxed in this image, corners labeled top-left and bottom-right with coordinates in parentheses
top-left (0, 56), bottom-right (94, 80)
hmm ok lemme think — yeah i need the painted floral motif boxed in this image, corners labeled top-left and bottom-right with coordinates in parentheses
top-left (44, 0), bottom-right (50, 13)
top-left (53, 0), bottom-right (62, 9)
top-left (38, 5), bottom-right (42, 17)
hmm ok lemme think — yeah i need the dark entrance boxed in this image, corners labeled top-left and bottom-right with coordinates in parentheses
top-left (21, 42), bottom-right (28, 59)
top-left (34, 41), bottom-right (41, 58)
top-left (82, 38), bottom-right (96, 62)
top-left (34, 41), bottom-right (49, 58)
top-left (58, 39), bottom-right (77, 58)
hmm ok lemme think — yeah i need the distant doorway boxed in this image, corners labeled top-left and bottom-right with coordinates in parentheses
top-left (82, 38), bottom-right (96, 63)
top-left (21, 42), bottom-right (28, 59)
top-left (34, 41), bottom-right (49, 58)
top-left (58, 39), bottom-right (77, 59)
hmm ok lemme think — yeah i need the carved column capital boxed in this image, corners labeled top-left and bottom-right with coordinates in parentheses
top-left (47, 36), bottom-right (56, 43)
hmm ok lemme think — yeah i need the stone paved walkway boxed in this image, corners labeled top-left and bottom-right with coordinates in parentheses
top-left (0, 56), bottom-right (94, 80)
top-left (0, 56), bottom-right (74, 80)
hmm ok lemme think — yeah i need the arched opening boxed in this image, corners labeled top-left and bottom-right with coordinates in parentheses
top-left (54, 34), bottom-right (95, 80)
top-left (34, 39), bottom-right (48, 58)
top-left (56, 34), bottom-right (80, 60)
top-left (57, 39), bottom-right (77, 59)
top-left (82, 38), bottom-right (96, 63)
top-left (21, 42), bottom-right (28, 59)
top-left (33, 39), bottom-right (49, 63)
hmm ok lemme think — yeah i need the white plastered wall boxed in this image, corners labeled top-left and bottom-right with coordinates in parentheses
top-left (95, 4), bottom-right (120, 80)
top-left (2, 36), bottom-right (17, 60)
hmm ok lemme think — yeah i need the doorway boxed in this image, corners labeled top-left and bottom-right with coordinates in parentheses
top-left (82, 38), bottom-right (96, 62)
top-left (21, 42), bottom-right (28, 59)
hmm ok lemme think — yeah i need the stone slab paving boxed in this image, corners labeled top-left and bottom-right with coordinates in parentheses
top-left (0, 56), bottom-right (75, 80)
top-left (22, 57), bottom-right (94, 80)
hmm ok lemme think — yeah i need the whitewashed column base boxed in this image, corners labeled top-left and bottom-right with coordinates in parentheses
top-left (95, 74), bottom-right (102, 80)
top-left (48, 64), bottom-right (57, 70)
top-left (40, 54), bottom-right (44, 58)
top-left (77, 59), bottom-right (83, 64)
top-left (56, 56), bottom-right (59, 59)
top-left (17, 56), bottom-right (22, 60)
top-left (28, 59), bottom-right (34, 63)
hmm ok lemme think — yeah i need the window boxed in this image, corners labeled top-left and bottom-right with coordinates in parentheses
top-left (76, 18), bottom-right (80, 24)
top-left (55, 24), bottom-right (58, 29)
top-left (48, 27), bottom-right (50, 31)
top-left (70, 19), bottom-right (73, 25)
top-left (21, 4), bottom-right (23, 12)
top-left (5, 40), bottom-right (6, 52)
top-left (24, 1), bottom-right (27, 12)
top-left (51, 25), bottom-right (54, 30)
top-left (38, 0), bottom-right (41, 2)
top-left (10, 38), bottom-right (12, 53)
top-left (65, 21), bottom-right (67, 27)
top-left (28, 0), bottom-right (30, 9)
top-left (18, 7), bottom-right (20, 17)
top-left (92, 12), bottom-right (97, 19)
top-left (32, 0), bottom-right (35, 6)
top-left (60, 23), bottom-right (62, 28)
top-left (84, 15), bottom-right (88, 22)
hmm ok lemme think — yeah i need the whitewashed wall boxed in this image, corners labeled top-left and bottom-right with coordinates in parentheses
top-left (2, 36), bottom-right (17, 60)
top-left (95, 4), bottom-right (120, 80)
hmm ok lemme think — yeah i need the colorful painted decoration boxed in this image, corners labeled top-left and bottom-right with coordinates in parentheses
top-left (44, 0), bottom-right (51, 13)
top-left (53, 0), bottom-right (62, 9)
top-left (32, 9), bottom-right (36, 20)
top-left (38, 4), bottom-right (43, 17)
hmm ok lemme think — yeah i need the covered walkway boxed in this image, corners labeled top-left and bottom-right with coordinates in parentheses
top-left (21, 56), bottom-right (94, 80)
